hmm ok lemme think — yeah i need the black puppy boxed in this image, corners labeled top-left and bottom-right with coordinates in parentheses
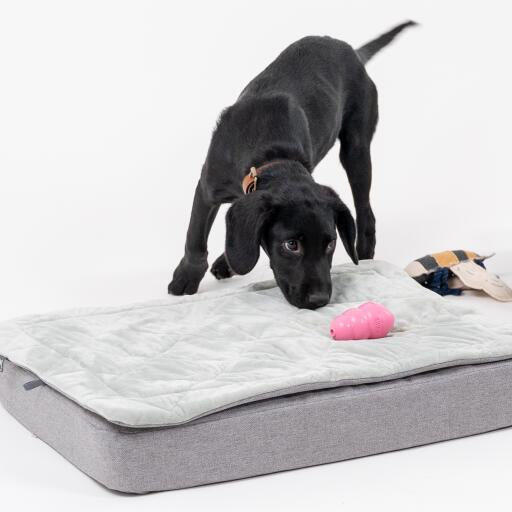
top-left (169, 22), bottom-right (416, 309)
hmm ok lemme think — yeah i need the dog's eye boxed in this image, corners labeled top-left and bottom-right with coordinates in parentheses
top-left (283, 240), bottom-right (300, 252)
top-left (327, 239), bottom-right (336, 252)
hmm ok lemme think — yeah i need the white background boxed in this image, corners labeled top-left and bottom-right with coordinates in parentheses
top-left (0, 0), bottom-right (511, 510)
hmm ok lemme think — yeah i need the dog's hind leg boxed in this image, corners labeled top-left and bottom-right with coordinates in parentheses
top-left (338, 92), bottom-right (378, 260)
top-left (168, 181), bottom-right (219, 295)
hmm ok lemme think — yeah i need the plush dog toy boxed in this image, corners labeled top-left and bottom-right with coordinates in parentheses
top-left (405, 250), bottom-right (512, 302)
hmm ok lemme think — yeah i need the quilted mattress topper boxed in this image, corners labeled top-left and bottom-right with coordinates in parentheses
top-left (1, 260), bottom-right (512, 428)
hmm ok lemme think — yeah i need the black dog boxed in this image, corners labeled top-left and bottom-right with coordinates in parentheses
top-left (168, 21), bottom-right (416, 309)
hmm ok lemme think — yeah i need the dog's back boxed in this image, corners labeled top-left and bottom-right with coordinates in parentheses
top-left (238, 23), bottom-right (416, 165)
top-left (240, 37), bottom-right (366, 163)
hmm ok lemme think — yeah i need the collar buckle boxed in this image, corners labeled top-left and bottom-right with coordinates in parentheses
top-left (243, 166), bottom-right (258, 194)
top-left (242, 161), bottom-right (284, 195)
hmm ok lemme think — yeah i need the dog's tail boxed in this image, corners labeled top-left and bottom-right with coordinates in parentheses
top-left (356, 20), bottom-right (418, 64)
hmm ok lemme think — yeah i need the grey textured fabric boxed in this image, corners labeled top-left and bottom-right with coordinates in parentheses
top-left (2, 358), bottom-right (512, 493)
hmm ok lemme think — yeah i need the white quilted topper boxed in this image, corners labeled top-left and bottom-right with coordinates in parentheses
top-left (1, 260), bottom-right (512, 427)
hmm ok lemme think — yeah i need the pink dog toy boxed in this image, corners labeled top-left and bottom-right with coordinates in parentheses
top-left (330, 302), bottom-right (394, 340)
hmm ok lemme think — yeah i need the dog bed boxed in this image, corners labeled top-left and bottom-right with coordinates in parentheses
top-left (1, 260), bottom-right (512, 492)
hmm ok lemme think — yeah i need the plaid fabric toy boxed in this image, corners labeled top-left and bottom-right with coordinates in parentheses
top-left (405, 250), bottom-right (512, 302)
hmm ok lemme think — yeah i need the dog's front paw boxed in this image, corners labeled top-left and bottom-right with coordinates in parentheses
top-left (210, 253), bottom-right (235, 280)
top-left (168, 258), bottom-right (208, 295)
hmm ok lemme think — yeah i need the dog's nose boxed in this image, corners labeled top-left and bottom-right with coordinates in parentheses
top-left (306, 292), bottom-right (330, 309)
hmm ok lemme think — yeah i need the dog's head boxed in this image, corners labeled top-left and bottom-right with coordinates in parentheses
top-left (225, 184), bottom-right (358, 309)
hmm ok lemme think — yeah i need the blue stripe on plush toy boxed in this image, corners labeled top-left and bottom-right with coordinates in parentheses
top-left (475, 259), bottom-right (486, 269)
top-left (426, 259), bottom-right (487, 296)
top-left (428, 267), bottom-right (462, 296)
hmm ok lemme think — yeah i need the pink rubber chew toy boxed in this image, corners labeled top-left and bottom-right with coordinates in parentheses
top-left (330, 302), bottom-right (394, 341)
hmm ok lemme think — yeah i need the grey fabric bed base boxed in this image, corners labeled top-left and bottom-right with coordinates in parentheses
top-left (2, 358), bottom-right (512, 494)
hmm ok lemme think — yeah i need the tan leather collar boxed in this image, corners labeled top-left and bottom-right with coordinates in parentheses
top-left (242, 161), bottom-right (284, 194)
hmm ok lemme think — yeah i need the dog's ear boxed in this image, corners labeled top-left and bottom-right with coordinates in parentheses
top-left (225, 193), bottom-right (273, 275)
top-left (335, 200), bottom-right (358, 265)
